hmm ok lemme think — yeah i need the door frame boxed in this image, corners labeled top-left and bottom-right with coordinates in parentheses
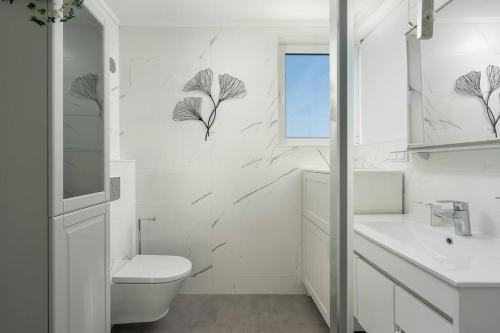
top-left (330, 0), bottom-right (353, 332)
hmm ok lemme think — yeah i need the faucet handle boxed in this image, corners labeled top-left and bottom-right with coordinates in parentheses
top-left (436, 200), bottom-right (469, 211)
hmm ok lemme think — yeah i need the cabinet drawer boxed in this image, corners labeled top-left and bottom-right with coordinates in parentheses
top-left (395, 286), bottom-right (453, 333)
top-left (357, 258), bottom-right (394, 333)
top-left (302, 171), bottom-right (330, 234)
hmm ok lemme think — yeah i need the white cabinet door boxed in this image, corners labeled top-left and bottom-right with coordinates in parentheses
top-left (51, 204), bottom-right (110, 333)
top-left (357, 258), bottom-right (394, 333)
top-left (49, 0), bottom-right (110, 218)
top-left (395, 286), bottom-right (453, 333)
top-left (302, 171), bottom-right (330, 234)
top-left (302, 217), bottom-right (330, 324)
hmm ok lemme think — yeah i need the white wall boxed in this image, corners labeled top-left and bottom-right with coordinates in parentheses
top-left (355, 1), bottom-right (500, 237)
top-left (120, 26), bottom-right (330, 294)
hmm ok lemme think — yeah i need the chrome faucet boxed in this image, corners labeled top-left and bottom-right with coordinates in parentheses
top-left (436, 200), bottom-right (471, 236)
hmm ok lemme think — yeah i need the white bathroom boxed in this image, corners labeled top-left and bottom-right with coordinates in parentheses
top-left (2, 0), bottom-right (500, 332)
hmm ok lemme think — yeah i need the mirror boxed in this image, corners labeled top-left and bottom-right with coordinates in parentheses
top-left (63, 5), bottom-right (104, 199)
top-left (407, 0), bottom-right (500, 150)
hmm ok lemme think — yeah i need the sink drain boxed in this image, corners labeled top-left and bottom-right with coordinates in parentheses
top-left (446, 237), bottom-right (454, 245)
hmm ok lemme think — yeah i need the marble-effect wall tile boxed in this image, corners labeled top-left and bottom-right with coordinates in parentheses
top-left (120, 26), bottom-right (329, 294)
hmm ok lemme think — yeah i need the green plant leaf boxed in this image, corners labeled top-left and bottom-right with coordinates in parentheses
top-left (30, 16), bottom-right (46, 26)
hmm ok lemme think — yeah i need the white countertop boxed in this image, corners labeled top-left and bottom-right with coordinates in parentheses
top-left (354, 214), bottom-right (500, 287)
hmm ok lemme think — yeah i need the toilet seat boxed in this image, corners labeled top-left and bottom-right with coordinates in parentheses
top-left (112, 255), bottom-right (192, 284)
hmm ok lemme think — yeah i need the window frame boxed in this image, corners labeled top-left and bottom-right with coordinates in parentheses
top-left (278, 44), bottom-right (331, 147)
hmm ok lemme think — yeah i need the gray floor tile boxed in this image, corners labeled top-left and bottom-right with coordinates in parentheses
top-left (112, 294), bottom-right (329, 333)
top-left (230, 324), bottom-right (280, 333)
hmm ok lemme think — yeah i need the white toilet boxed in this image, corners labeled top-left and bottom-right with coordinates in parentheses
top-left (111, 255), bottom-right (192, 325)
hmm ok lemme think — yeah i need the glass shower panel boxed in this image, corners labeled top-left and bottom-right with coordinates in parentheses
top-left (63, 6), bottom-right (104, 199)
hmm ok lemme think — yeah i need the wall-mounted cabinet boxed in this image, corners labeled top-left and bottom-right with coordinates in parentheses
top-left (354, 227), bottom-right (500, 333)
top-left (355, 254), bottom-right (453, 333)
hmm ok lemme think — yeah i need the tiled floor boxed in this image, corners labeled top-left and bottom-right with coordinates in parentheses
top-left (112, 294), bottom-right (330, 333)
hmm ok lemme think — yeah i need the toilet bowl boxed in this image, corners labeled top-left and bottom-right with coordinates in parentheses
top-left (111, 255), bottom-right (192, 325)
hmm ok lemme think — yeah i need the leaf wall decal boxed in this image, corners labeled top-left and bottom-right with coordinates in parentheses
top-left (174, 68), bottom-right (247, 141)
top-left (219, 74), bottom-right (247, 101)
top-left (183, 68), bottom-right (213, 96)
top-left (173, 97), bottom-right (203, 121)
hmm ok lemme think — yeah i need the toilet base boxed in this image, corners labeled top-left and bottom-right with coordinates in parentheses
top-left (111, 278), bottom-right (185, 325)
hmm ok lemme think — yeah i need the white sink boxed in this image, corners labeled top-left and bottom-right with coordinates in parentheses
top-left (354, 215), bottom-right (500, 287)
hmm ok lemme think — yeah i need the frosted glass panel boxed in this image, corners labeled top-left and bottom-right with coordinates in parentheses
top-left (407, 0), bottom-right (500, 148)
top-left (285, 54), bottom-right (330, 138)
top-left (63, 6), bottom-right (104, 199)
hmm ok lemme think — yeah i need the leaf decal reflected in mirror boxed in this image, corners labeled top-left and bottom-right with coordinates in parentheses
top-left (455, 66), bottom-right (500, 138)
top-left (455, 70), bottom-right (483, 98)
top-left (219, 74), bottom-right (247, 101)
top-left (173, 97), bottom-right (203, 121)
top-left (183, 68), bottom-right (213, 96)
top-left (486, 65), bottom-right (500, 92)
top-left (70, 73), bottom-right (103, 118)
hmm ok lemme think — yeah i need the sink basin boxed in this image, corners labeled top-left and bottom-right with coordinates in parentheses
top-left (354, 215), bottom-right (500, 287)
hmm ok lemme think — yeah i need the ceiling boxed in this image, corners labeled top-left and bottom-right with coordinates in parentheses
top-left (104, 0), bottom-right (330, 27)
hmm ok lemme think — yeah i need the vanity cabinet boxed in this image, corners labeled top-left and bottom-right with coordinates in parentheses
top-left (355, 254), bottom-right (453, 333)
top-left (302, 170), bottom-right (330, 325)
top-left (353, 222), bottom-right (500, 333)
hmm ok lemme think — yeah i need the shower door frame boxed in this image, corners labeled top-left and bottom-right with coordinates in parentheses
top-left (330, 0), bottom-right (352, 332)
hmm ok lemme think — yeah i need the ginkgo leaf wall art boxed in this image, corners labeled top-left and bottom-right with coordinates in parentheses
top-left (173, 68), bottom-right (247, 141)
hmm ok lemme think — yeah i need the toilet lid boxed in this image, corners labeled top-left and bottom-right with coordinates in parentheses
top-left (112, 255), bottom-right (192, 284)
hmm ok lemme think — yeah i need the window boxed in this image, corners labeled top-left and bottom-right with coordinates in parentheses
top-left (279, 45), bottom-right (330, 146)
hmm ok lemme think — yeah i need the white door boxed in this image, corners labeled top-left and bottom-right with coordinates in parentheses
top-left (51, 203), bottom-right (110, 333)
top-left (302, 217), bottom-right (330, 324)
top-left (357, 258), bottom-right (395, 333)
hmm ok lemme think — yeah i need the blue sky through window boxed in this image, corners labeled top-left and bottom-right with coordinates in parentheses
top-left (285, 54), bottom-right (330, 138)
